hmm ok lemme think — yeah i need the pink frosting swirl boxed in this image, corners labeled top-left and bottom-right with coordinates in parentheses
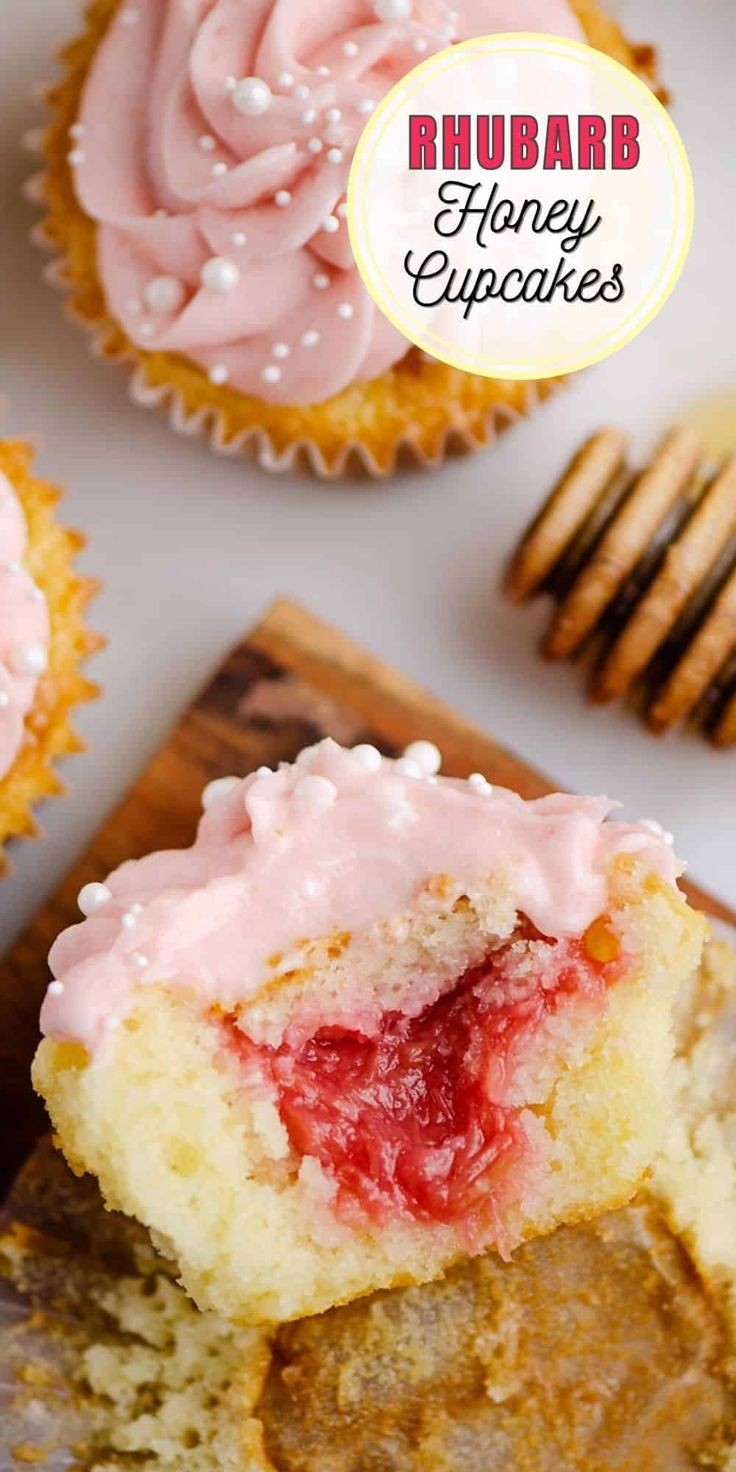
top-left (73, 0), bottom-right (583, 405)
top-left (0, 472), bottom-right (50, 781)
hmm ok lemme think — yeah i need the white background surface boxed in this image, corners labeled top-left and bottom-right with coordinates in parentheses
top-left (1, 0), bottom-right (735, 954)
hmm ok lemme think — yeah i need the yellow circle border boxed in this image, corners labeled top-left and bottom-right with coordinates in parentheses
top-left (346, 34), bottom-right (694, 381)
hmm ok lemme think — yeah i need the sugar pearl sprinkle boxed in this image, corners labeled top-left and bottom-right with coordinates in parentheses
top-left (468, 772), bottom-right (493, 794)
top-left (262, 364), bottom-right (282, 384)
top-left (301, 329), bottom-right (320, 347)
top-left (313, 272), bottom-right (330, 290)
top-left (208, 363), bottom-right (229, 385)
top-left (48, 981), bottom-right (64, 997)
top-left (232, 76), bottom-right (272, 115)
top-left (201, 256), bottom-right (240, 293)
top-left (352, 743), bottom-right (383, 772)
top-left (275, 189), bottom-right (292, 208)
top-left (77, 881), bottom-right (112, 916)
top-left (143, 274), bottom-right (185, 313)
top-left (337, 301), bottom-right (354, 319)
top-left (10, 641), bottom-right (47, 677)
top-left (402, 740), bottom-right (441, 775)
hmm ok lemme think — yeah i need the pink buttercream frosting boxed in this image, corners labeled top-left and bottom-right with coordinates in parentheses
top-left (0, 471), bottom-right (50, 782)
top-left (41, 738), bottom-right (681, 1050)
top-left (73, 0), bottom-right (583, 406)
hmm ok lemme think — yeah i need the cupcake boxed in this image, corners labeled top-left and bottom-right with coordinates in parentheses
top-left (33, 739), bottom-right (704, 1324)
top-left (32, 0), bottom-right (662, 477)
top-left (0, 439), bottom-right (99, 867)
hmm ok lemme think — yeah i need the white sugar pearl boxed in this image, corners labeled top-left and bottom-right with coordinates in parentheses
top-left (125, 296), bottom-right (141, 314)
top-left (326, 107), bottom-right (342, 123)
top-left (262, 364), bottom-right (282, 384)
top-left (224, 75), bottom-right (237, 92)
top-left (202, 774), bottom-right (240, 809)
top-left (294, 775), bottom-right (337, 810)
top-left (69, 122), bottom-right (84, 139)
top-left (231, 231), bottom-right (247, 246)
top-left (352, 744), bottom-right (382, 772)
top-left (327, 147), bottom-right (343, 164)
top-left (373, 0), bottom-right (412, 18)
top-left (106, 1016), bottom-right (120, 1032)
top-left (209, 363), bottom-right (229, 385)
top-left (414, 36), bottom-right (428, 52)
top-left (301, 329), bottom-right (320, 347)
top-left (394, 757), bottom-right (423, 778)
top-left (294, 83), bottom-right (310, 100)
top-left (48, 980), bottom-right (64, 996)
top-left (138, 322), bottom-right (154, 338)
top-left (68, 148), bottom-right (85, 165)
top-left (198, 133), bottom-right (216, 151)
top-left (3, 560), bottom-right (20, 573)
top-left (211, 161), bottom-right (228, 177)
top-left (342, 40), bottom-right (359, 56)
top-left (337, 301), bottom-right (354, 318)
top-left (78, 881), bottom-right (112, 916)
top-left (201, 256), bottom-right (240, 292)
top-left (143, 274), bottom-right (185, 313)
top-left (308, 137), bottom-right (323, 154)
top-left (317, 64), bottom-right (331, 75)
top-left (322, 215), bottom-right (340, 233)
top-left (402, 740), bottom-right (441, 775)
top-left (275, 189), bottom-right (292, 207)
top-left (272, 342), bottom-right (290, 359)
top-left (355, 97), bottom-right (376, 114)
top-left (468, 772), bottom-right (492, 793)
top-left (232, 76), bottom-right (272, 115)
top-left (337, 202), bottom-right (348, 218)
top-left (0, 692), bottom-right (9, 709)
top-left (121, 911), bottom-right (137, 930)
top-left (10, 641), bottom-right (47, 677)
top-left (277, 70), bottom-right (294, 88)
top-left (301, 107), bottom-right (317, 124)
top-left (313, 272), bottom-right (330, 290)
top-left (256, 766), bottom-right (272, 778)
top-left (131, 951), bottom-right (149, 970)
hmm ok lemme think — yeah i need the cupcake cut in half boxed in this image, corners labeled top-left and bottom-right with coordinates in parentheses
top-left (0, 439), bottom-right (99, 868)
top-left (33, 739), bottom-right (705, 1323)
top-left (33, 0), bottom-right (662, 476)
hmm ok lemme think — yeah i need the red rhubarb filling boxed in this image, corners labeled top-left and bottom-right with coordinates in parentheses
top-left (226, 921), bottom-right (619, 1235)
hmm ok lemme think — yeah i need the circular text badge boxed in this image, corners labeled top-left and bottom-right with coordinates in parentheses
top-left (347, 35), bottom-right (693, 379)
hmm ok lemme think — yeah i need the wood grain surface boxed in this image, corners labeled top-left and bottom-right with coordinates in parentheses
top-left (1, 596), bottom-right (733, 1190)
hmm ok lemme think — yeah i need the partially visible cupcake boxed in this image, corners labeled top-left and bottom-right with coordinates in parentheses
top-left (32, 0), bottom-right (663, 477)
top-left (0, 440), bottom-right (99, 867)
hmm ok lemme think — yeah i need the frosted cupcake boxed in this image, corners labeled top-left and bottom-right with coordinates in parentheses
top-left (34, 739), bottom-right (704, 1323)
top-left (33, 0), bottom-right (662, 476)
top-left (0, 440), bottom-right (99, 867)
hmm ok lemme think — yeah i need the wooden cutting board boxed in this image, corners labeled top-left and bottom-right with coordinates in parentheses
top-left (2, 596), bottom-right (734, 1191)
